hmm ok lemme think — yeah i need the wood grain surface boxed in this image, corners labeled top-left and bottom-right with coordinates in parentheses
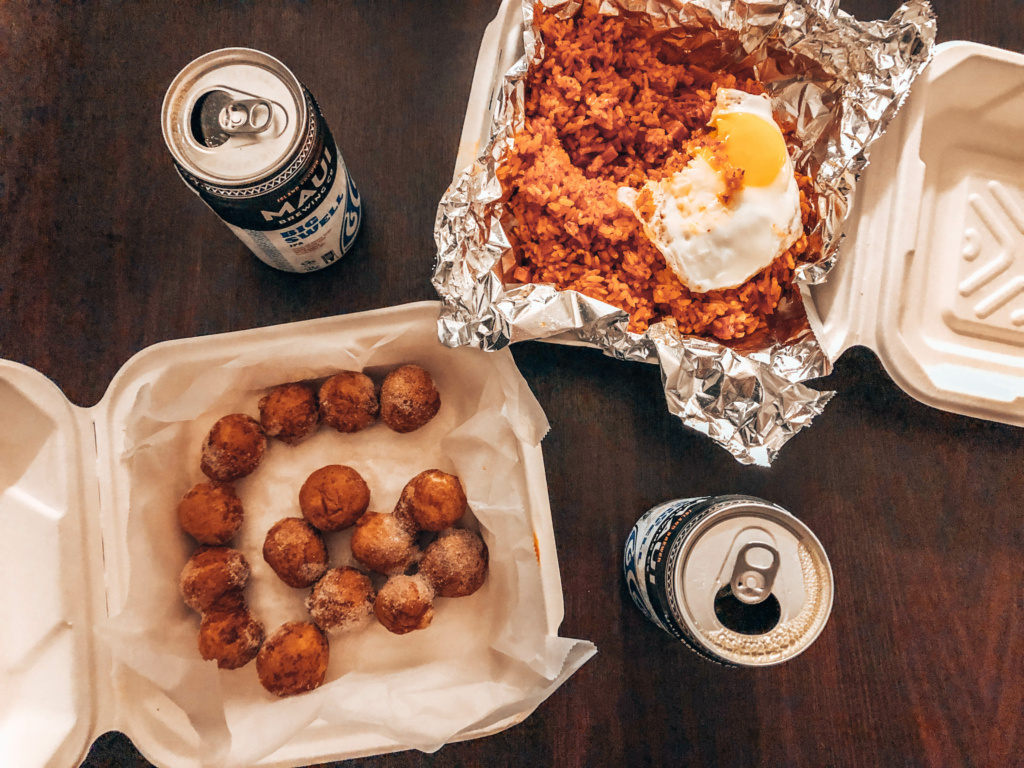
top-left (2, 1), bottom-right (1022, 767)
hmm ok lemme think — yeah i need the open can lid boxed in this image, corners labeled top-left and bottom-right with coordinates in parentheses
top-left (810, 41), bottom-right (1024, 425)
top-left (0, 362), bottom-right (101, 768)
top-left (161, 48), bottom-right (307, 186)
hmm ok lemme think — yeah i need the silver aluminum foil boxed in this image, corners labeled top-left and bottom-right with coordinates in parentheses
top-left (433, 0), bottom-right (936, 465)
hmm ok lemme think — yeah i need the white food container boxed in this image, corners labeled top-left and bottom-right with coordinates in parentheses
top-left (455, 0), bottom-right (1024, 426)
top-left (0, 301), bottom-right (587, 768)
top-left (808, 42), bottom-right (1024, 425)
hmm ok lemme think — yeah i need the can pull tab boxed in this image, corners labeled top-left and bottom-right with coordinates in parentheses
top-left (730, 543), bottom-right (780, 605)
top-left (196, 90), bottom-right (274, 147)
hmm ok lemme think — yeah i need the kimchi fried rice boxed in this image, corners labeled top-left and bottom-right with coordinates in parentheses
top-left (497, 4), bottom-right (820, 341)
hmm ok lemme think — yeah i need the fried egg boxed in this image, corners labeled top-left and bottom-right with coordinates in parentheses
top-left (618, 88), bottom-right (803, 293)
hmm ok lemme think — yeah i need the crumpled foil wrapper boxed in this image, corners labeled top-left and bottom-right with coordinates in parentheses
top-left (433, 0), bottom-right (936, 465)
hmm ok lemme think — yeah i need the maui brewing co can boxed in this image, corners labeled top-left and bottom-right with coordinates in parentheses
top-left (624, 495), bottom-right (834, 666)
top-left (162, 48), bottom-right (361, 272)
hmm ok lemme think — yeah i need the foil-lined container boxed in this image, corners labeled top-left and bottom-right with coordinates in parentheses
top-left (433, 0), bottom-right (937, 465)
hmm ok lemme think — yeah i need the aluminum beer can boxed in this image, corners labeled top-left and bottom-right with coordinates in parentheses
top-left (623, 495), bottom-right (833, 666)
top-left (161, 48), bottom-right (361, 272)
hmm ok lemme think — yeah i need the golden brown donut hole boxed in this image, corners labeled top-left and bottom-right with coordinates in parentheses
top-left (177, 481), bottom-right (245, 545)
top-left (200, 413), bottom-right (267, 482)
top-left (419, 529), bottom-right (489, 598)
top-left (350, 512), bottom-right (419, 576)
top-left (179, 546), bottom-right (251, 613)
top-left (198, 608), bottom-right (265, 670)
top-left (258, 382), bottom-right (319, 444)
top-left (374, 575), bottom-right (435, 635)
top-left (262, 517), bottom-right (329, 588)
top-left (257, 621), bottom-right (330, 697)
top-left (299, 464), bottom-right (370, 532)
top-left (306, 567), bottom-right (376, 634)
top-left (394, 469), bottom-right (467, 532)
top-left (318, 371), bottom-right (378, 433)
top-left (379, 365), bottom-right (440, 433)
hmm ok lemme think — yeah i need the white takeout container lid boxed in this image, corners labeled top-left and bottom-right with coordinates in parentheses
top-left (0, 301), bottom-right (567, 768)
top-left (454, 0), bottom-right (1024, 426)
top-left (807, 42), bottom-right (1024, 425)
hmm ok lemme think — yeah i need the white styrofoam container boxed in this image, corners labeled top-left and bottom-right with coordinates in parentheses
top-left (808, 43), bottom-right (1024, 424)
top-left (454, 0), bottom-right (1024, 425)
top-left (0, 301), bottom-right (567, 768)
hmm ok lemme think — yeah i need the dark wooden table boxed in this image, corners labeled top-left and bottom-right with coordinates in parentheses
top-left (2, 1), bottom-right (1022, 766)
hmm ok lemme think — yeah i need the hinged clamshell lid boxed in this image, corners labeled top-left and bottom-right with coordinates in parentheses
top-left (0, 362), bottom-right (105, 768)
top-left (810, 42), bottom-right (1024, 425)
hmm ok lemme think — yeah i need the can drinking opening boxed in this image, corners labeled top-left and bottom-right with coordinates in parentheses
top-left (191, 91), bottom-right (226, 147)
top-left (713, 585), bottom-right (781, 635)
top-left (189, 89), bottom-right (277, 148)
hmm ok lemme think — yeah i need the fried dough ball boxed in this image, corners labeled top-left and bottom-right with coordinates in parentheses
top-left (179, 546), bottom-right (251, 613)
top-left (420, 529), bottom-right (489, 598)
top-left (200, 413), bottom-right (266, 481)
top-left (319, 371), bottom-right (378, 433)
top-left (394, 470), bottom-right (467, 532)
top-left (198, 589), bottom-right (245, 615)
top-left (257, 621), bottom-right (330, 697)
top-left (177, 481), bottom-right (244, 545)
top-left (374, 575), bottom-right (435, 635)
top-left (350, 512), bottom-right (419, 576)
top-left (262, 517), bottom-right (328, 588)
top-left (379, 364), bottom-right (441, 433)
top-left (198, 608), bottom-right (265, 670)
top-left (299, 465), bottom-right (370, 532)
top-left (306, 567), bottom-right (376, 634)
top-left (258, 382), bottom-right (319, 444)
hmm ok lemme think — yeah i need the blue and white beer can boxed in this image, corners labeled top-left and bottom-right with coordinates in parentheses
top-left (162, 48), bottom-right (362, 273)
top-left (624, 495), bottom-right (834, 666)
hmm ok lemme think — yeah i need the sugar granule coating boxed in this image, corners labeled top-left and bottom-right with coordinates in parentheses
top-left (198, 608), bottom-right (265, 670)
top-left (179, 546), bottom-right (251, 613)
top-left (419, 529), bottom-right (489, 598)
top-left (379, 365), bottom-right (441, 433)
top-left (319, 371), bottom-right (379, 433)
top-left (200, 413), bottom-right (267, 482)
top-left (299, 464), bottom-right (370, 532)
top-left (198, 589), bottom-right (246, 616)
top-left (350, 512), bottom-right (419, 576)
top-left (262, 517), bottom-right (329, 588)
top-left (374, 574), bottom-right (435, 635)
top-left (257, 621), bottom-right (330, 697)
top-left (258, 382), bottom-right (319, 444)
top-left (306, 567), bottom-right (376, 634)
top-left (177, 481), bottom-right (245, 545)
top-left (394, 469), bottom-right (467, 532)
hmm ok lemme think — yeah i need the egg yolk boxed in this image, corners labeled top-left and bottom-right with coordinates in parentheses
top-left (711, 112), bottom-right (788, 188)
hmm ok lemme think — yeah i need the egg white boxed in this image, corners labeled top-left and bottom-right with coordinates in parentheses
top-left (619, 89), bottom-right (803, 294)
